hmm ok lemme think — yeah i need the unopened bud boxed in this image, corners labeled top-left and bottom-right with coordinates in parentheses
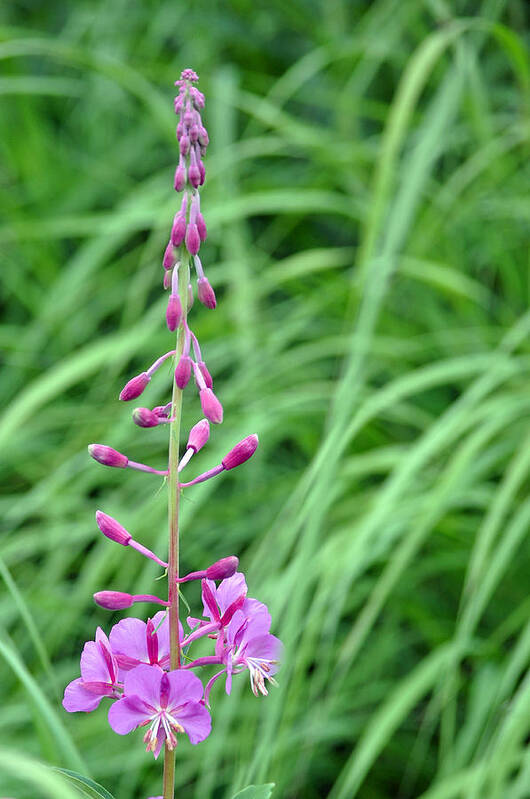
top-left (171, 214), bottom-right (186, 246)
top-left (94, 591), bottom-right (134, 610)
top-left (198, 160), bottom-right (205, 185)
top-left (196, 213), bottom-right (207, 241)
top-left (222, 434), bottom-right (259, 470)
top-left (205, 556), bottom-right (239, 580)
top-left (187, 418), bottom-right (210, 452)
top-left (197, 277), bottom-right (216, 309)
top-left (166, 294), bottom-right (182, 332)
top-left (175, 356), bottom-right (192, 389)
top-left (185, 223), bottom-right (200, 256)
top-left (95, 510), bottom-right (132, 546)
top-left (163, 242), bottom-right (176, 270)
top-left (198, 361), bottom-right (213, 389)
top-left (198, 126), bottom-right (209, 147)
top-left (179, 135), bottom-right (190, 155)
top-left (174, 164), bottom-right (186, 192)
top-left (132, 407), bottom-right (161, 428)
top-left (188, 163), bottom-right (200, 188)
top-left (200, 388), bottom-right (223, 424)
top-left (88, 444), bottom-right (128, 469)
top-left (119, 372), bottom-right (150, 401)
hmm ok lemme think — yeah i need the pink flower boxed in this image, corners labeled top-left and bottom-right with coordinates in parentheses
top-left (223, 609), bottom-right (282, 696)
top-left (63, 628), bottom-right (120, 713)
top-left (109, 611), bottom-right (183, 673)
top-left (108, 665), bottom-right (211, 757)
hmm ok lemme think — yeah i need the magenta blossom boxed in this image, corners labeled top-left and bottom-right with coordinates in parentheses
top-left (109, 611), bottom-right (183, 674)
top-left (63, 628), bottom-right (121, 713)
top-left (186, 572), bottom-right (247, 638)
top-left (108, 664), bottom-right (211, 758)
top-left (223, 609), bottom-right (282, 696)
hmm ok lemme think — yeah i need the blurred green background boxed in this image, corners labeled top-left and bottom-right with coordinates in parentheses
top-left (1, 1), bottom-right (529, 797)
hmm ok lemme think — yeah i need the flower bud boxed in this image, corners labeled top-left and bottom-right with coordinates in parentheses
top-left (171, 214), bottom-right (186, 246)
top-left (163, 241), bottom-right (176, 270)
top-left (200, 388), bottom-right (223, 424)
top-left (119, 372), bottom-right (150, 401)
top-left (186, 418), bottom-right (210, 453)
top-left (198, 361), bottom-right (213, 389)
top-left (189, 123), bottom-right (199, 142)
top-left (187, 283), bottom-right (194, 309)
top-left (95, 511), bottom-right (132, 546)
top-left (198, 126), bottom-right (209, 147)
top-left (185, 223), bottom-right (200, 256)
top-left (196, 213), bottom-right (207, 241)
top-left (179, 135), bottom-right (190, 155)
top-left (188, 163), bottom-right (200, 188)
top-left (222, 434), bottom-right (259, 470)
top-left (175, 355), bottom-right (192, 389)
top-left (197, 277), bottom-right (216, 309)
top-left (166, 294), bottom-right (182, 332)
top-left (174, 164), bottom-right (186, 192)
top-left (198, 160), bottom-right (206, 185)
top-left (132, 407), bottom-right (161, 428)
top-left (94, 591), bottom-right (134, 610)
top-left (205, 556), bottom-right (239, 580)
top-left (88, 444), bottom-right (128, 469)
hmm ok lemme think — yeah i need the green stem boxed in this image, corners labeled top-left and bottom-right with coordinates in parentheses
top-left (163, 258), bottom-right (189, 799)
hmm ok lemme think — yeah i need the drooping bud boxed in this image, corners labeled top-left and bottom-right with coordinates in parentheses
top-left (174, 163), bottom-right (186, 192)
top-left (185, 223), bottom-right (200, 256)
top-left (200, 388), bottom-right (223, 424)
top-left (198, 361), bottom-right (213, 389)
top-left (179, 135), bottom-right (190, 155)
top-left (175, 356), bottom-right (192, 389)
top-left (166, 293), bottom-right (182, 332)
top-left (222, 434), bottom-right (259, 470)
top-left (94, 591), bottom-right (134, 610)
top-left (196, 212), bottom-right (207, 241)
top-left (119, 372), bottom-right (150, 401)
top-left (95, 511), bottom-right (132, 546)
top-left (197, 277), bottom-right (216, 309)
top-left (205, 556), bottom-right (239, 580)
top-left (171, 214), bottom-right (186, 246)
top-left (163, 241), bottom-right (176, 270)
top-left (188, 162), bottom-right (200, 188)
top-left (132, 407), bottom-right (162, 428)
top-left (187, 418), bottom-right (210, 452)
top-left (88, 444), bottom-right (128, 469)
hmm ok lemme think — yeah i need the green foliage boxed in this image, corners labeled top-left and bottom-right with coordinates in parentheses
top-left (0, 0), bottom-right (529, 798)
top-left (54, 770), bottom-right (116, 799)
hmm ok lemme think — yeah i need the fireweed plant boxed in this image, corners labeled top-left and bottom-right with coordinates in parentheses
top-left (62, 70), bottom-right (282, 799)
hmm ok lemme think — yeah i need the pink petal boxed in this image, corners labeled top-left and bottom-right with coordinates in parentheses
top-left (166, 669), bottom-right (205, 708)
top-left (153, 726), bottom-right (166, 759)
top-left (240, 599), bottom-right (272, 639)
top-left (123, 664), bottom-right (163, 710)
top-left (176, 701), bottom-right (212, 744)
top-left (215, 572), bottom-right (247, 615)
top-left (244, 634), bottom-right (283, 675)
top-left (108, 695), bottom-right (153, 734)
top-left (80, 640), bottom-right (111, 684)
top-left (62, 677), bottom-right (104, 713)
top-left (110, 618), bottom-right (149, 666)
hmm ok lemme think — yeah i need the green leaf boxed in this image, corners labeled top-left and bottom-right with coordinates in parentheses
top-left (53, 770), bottom-right (116, 799)
top-left (231, 785), bottom-right (275, 799)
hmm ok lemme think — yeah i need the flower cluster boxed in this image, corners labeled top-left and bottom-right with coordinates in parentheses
top-left (64, 573), bottom-right (281, 757)
top-left (62, 68), bottom-right (281, 774)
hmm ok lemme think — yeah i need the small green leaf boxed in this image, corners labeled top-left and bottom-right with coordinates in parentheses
top-left (231, 785), bottom-right (275, 799)
top-left (53, 769), bottom-right (116, 799)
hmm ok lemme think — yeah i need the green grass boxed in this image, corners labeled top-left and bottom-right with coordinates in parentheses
top-left (0, 0), bottom-right (529, 797)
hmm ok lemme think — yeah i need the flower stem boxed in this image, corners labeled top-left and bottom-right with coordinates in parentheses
top-left (163, 257), bottom-right (189, 799)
